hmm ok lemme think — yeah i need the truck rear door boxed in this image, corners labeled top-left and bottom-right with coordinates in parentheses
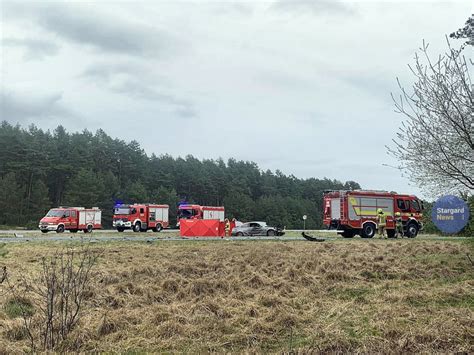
top-left (330, 198), bottom-right (341, 220)
top-left (162, 207), bottom-right (169, 223)
top-left (148, 207), bottom-right (156, 227)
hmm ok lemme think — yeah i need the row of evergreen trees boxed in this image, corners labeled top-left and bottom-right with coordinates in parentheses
top-left (0, 121), bottom-right (360, 229)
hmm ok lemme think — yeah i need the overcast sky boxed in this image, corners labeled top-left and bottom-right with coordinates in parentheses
top-left (1, 0), bottom-right (472, 198)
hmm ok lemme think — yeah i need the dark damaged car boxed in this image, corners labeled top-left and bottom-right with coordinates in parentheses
top-left (231, 221), bottom-right (285, 237)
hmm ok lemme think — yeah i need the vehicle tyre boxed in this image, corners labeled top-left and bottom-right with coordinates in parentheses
top-left (117, 227), bottom-right (125, 232)
top-left (406, 223), bottom-right (419, 238)
top-left (387, 230), bottom-right (396, 238)
top-left (361, 223), bottom-right (376, 238)
top-left (41, 230), bottom-right (48, 234)
top-left (56, 225), bottom-right (65, 233)
top-left (340, 230), bottom-right (354, 238)
top-left (87, 224), bottom-right (93, 233)
top-left (267, 230), bottom-right (275, 236)
top-left (154, 224), bottom-right (162, 232)
top-left (236, 232), bottom-right (244, 236)
top-left (133, 222), bottom-right (141, 233)
top-left (70, 229), bottom-right (78, 233)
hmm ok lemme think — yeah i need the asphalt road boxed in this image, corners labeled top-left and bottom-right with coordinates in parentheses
top-left (0, 229), bottom-right (337, 243)
top-left (0, 229), bottom-right (335, 235)
top-left (0, 229), bottom-right (179, 235)
top-left (0, 229), bottom-right (317, 243)
top-left (0, 229), bottom-right (467, 243)
top-left (0, 234), bottom-right (308, 243)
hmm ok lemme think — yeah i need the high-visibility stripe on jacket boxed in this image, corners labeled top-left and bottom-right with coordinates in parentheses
top-left (377, 214), bottom-right (386, 225)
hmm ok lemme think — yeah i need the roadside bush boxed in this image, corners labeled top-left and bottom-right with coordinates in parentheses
top-left (2, 246), bottom-right (101, 351)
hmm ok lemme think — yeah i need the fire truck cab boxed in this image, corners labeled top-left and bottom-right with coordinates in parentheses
top-left (177, 204), bottom-right (225, 226)
top-left (323, 190), bottom-right (423, 238)
top-left (113, 204), bottom-right (169, 232)
top-left (39, 207), bottom-right (102, 234)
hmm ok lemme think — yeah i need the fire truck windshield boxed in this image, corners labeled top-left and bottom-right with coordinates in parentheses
top-left (114, 207), bottom-right (131, 215)
top-left (46, 209), bottom-right (64, 217)
top-left (178, 208), bottom-right (195, 219)
top-left (411, 200), bottom-right (421, 212)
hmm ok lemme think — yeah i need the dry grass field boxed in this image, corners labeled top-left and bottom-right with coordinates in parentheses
top-left (0, 238), bottom-right (472, 353)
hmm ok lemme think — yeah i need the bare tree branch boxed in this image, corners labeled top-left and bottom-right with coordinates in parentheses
top-left (1, 245), bottom-right (101, 351)
top-left (388, 40), bottom-right (473, 197)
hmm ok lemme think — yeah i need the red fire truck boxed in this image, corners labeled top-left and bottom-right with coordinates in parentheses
top-left (39, 207), bottom-right (102, 233)
top-left (323, 190), bottom-right (424, 238)
top-left (113, 204), bottom-right (169, 232)
top-left (177, 204), bottom-right (225, 226)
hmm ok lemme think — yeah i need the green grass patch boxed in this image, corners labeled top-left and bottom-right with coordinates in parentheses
top-left (0, 243), bottom-right (8, 258)
top-left (0, 225), bottom-right (25, 230)
top-left (359, 270), bottom-right (398, 280)
top-left (405, 293), bottom-right (473, 310)
top-left (461, 237), bottom-right (474, 248)
top-left (4, 297), bottom-right (35, 318)
top-left (434, 293), bottom-right (474, 309)
top-left (285, 333), bottom-right (313, 352)
top-left (342, 317), bottom-right (382, 339)
top-left (332, 287), bottom-right (373, 302)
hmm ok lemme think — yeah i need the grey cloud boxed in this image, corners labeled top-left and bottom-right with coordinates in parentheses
top-left (254, 69), bottom-right (313, 90)
top-left (82, 63), bottom-right (136, 80)
top-left (175, 106), bottom-right (197, 118)
top-left (2, 37), bottom-right (60, 60)
top-left (82, 63), bottom-right (196, 117)
top-left (1, 89), bottom-right (74, 122)
top-left (337, 70), bottom-right (394, 99)
top-left (210, 3), bottom-right (255, 16)
top-left (271, 0), bottom-right (355, 15)
top-left (81, 62), bottom-right (169, 86)
top-left (4, 3), bottom-right (183, 58)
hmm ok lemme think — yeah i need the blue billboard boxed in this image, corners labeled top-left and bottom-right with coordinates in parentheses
top-left (431, 195), bottom-right (470, 234)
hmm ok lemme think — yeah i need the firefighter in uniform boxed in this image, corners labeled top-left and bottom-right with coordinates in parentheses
top-left (395, 212), bottom-right (404, 238)
top-left (376, 208), bottom-right (386, 238)
top-left (224, 218), bottom-right (231, 237)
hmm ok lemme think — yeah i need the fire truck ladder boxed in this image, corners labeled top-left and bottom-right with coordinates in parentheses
top-left (340, 195), bottom-right (345, 220)
top-left (337, 192), bottom-right (347, 232)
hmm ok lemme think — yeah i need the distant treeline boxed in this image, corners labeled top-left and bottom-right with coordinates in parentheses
top-left (0, 121), bottom-right (362, 229)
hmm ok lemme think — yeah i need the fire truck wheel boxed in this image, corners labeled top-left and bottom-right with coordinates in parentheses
top-left (56, 225), bottom-right (65, 233)
top-left (266, 230), bottom-right (275, 236)
top-left (361, 223), bottom-right (376, 238)
top-left (406, 223), bottom-right (419, 238)
top-left (236, 232), bottom-right (244, 236)
top-left (133, 222), bottom-right (141, 233)
top-left (87, 225), bottom-right (93, 233)
top-left (70, 229), bottom-right (78, 233)
top-left (387, 230), bottom-right (396, 238)
top-left (117, 227), bottom-right (125, 232)
top-left (41, 230), bottom-right (48, 234)
top-left (154, 224), bottom-right (162, 232)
